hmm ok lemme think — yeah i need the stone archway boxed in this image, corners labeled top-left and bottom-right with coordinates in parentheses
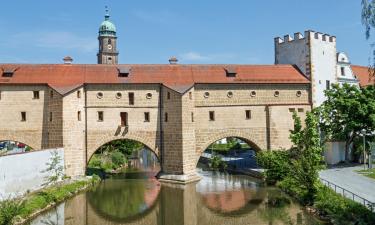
top-left (195, 129), bottom-right (266, 167)
top-left (0, 139), bottom-right (35, 152)
top-left (87, 133), bottom-right (159, 164)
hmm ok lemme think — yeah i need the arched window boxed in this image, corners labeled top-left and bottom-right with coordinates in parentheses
top-left (108, 39), bottom-right (112, 45)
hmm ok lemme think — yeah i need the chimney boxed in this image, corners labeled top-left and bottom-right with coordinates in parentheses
top-left (63, 56), bottom-right (73, 64)
top-left (169, 56), bottom-right (178, 65)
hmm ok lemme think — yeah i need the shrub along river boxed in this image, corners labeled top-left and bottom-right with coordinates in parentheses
top-left (27, 168), bottom-right (325, 225)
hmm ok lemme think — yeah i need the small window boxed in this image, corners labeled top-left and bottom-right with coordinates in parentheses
top-left (78, 111), bottom-right (81, 121)
top-left (120, 112), bottom-right (128, 126)
top-left (98, 111), bottom-right (104, 122)
top-left (191, 112), bottom-right (194, 122)
top-left (274, 91), bottom-right (280, 97)
top-left (227, 91), bottom-right (233, 98)
top-left (128, 92), bottom-right (134, 105)
top-left (189, 92), bottom-right (192, 100)
top-left (341, 67), bottom-right (345, 76)
top-left (298, 108), bottom-right (304, 113)
top-left (250, 91), bottom-right (256, 97)
top-left (33, 91), bottom-right (39, 99)
top-left (50, 90), bottom-right (53, 99)
top-left (77, 90), bottom-right (81, 98)
top-left (245, 110), bottom-right (251, 120)
top-left (326, 80), bottom-right (331, 90)
top-left (116, 92), bottom-right (122, 99)
top-left (49, 112), bottom-right (53, 122)
top-left (296, 91), bottom-right (302, 97)
top-left (144, 112), bottom-right (150, 122)
top-left (0, 91), bottom-right (2, 100)
top-left (167, 92), bottom-right (171, 99)
top-left (146, 93), bottom-right (152, 99)
top-left (108, 57), bottom-right (112, 61)
top-left (108, 39), bottom-right (112, 45)
top-left (209, 111), bottom-right (215, 121)
top-left (289, 108), bottom-right (296, 112)
top-left (97, 92), bottom-right (103, 99)
top-left (164, 112), bottom-right (168, 122)
top-left (118, 67), bottom-right (130, 77)
top-left (21, 112), bottom-right (26, 121)
top-left (204, 92), bottom-right (210, 98)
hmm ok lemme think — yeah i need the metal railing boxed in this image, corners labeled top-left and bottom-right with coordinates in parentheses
top-left (320, 178), bottom-right (375, 212)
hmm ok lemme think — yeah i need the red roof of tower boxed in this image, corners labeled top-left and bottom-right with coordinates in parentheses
top-left (352, 65), bottom-right (375, 87)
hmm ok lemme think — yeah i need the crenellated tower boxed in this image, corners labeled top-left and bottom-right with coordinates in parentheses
top-left (274, 30), bottom-right (337, 107)
top-left (97, 7), bottom-right (119, 64)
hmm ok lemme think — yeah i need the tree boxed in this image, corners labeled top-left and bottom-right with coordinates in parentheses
top-left (279, 111), bottom-right (324, 204)
top-left (42, 150), bottom-right (64, 187)
top-left (361, 0), bottom-right (375, 82)
top-left (318, 84), bottom-right (375, 160)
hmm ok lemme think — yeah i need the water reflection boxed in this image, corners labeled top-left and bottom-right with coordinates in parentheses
top-left (30, 171), bottom-right (324, 225)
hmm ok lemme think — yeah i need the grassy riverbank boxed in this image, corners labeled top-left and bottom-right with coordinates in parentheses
top-left (0, 175), bottom-right (100, 225)
top-left (357, 168), bottom-right (375, 179)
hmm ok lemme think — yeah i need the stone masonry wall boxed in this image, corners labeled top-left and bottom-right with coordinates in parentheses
top-left (0, 85), bottom-right (59, 150)
top-left (85, 84), bottom-right (161, 162)
top-left (62, 87), bottom-right (86, 176)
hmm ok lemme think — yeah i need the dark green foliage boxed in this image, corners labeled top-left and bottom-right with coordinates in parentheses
top-left (111, 150), bottom-right (126, 168)
top-left (280, 112), bottom-right (324, 204)
top-left (0, 199), bottom-right (24, 225)
top-left (314, 185), bottom-right (375, 225)
top-left (318, 84), bottom-right (375, 160)
top-left (362, 0), bottom-right (375, 81)
top-left (97, 139), bottom-right (143, 156)
top-left (89, 139), bottom-right (142, 172)
top-left (266, 196), bottom-right (291, 207)
top-left (256, 150), bottom-right (291, 184)
top-left (209, 155), bottom-right (227, 171)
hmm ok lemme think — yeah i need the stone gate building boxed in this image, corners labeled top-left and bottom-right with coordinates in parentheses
top-left (0, 10), bottom-right (371, 183)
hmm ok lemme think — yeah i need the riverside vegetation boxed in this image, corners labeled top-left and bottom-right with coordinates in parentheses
top-left (0, 151), bottom-right (101, 225)
top-left (257, 111), bottom-right (375, 225)
top-left (88, 139), bottom-right (143, 173)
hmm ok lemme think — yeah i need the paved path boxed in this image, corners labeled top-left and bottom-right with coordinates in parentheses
top-left (319, 165), bottom-right (375, 205)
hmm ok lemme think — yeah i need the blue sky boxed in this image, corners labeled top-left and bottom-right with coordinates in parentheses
top-left (0, 0), bottom-right (371, 65)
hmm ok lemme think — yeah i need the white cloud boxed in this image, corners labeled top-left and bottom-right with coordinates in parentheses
top-left (180, 52), bottom-right (211, 61)
top-left (10, 31), bottom-right (97, 52)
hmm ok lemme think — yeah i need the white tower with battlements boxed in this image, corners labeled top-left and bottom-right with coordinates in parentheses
top-left (275, 30), bottom-right (337, 107)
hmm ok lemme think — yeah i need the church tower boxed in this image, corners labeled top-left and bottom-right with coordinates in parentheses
top-left (97, 7), bottom-right (118, 64)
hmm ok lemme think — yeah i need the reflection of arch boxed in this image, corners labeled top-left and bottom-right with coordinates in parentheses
top-left (88, 134), bottom-right (159, 164)
top-left (86, 178), bottom-right (161, 223)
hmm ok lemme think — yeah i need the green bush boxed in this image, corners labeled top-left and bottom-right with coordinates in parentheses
top-left (314, 186), bottom-right (375, 225)
top-left (0, 199), bottom-right (24, 225)
top-left (88, 154), bottom-right (102, 168)
top-left (209, 155), bottom-right (227, 170)
top-left (111, 151), bottom-right (126, 168)
top-left (257, 150), bottom-right (291, 184)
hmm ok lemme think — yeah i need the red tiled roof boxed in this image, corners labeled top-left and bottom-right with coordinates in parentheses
top-left (352, 65), bottom-right (375, 87)
top-left (0, 64), bottom-right (309, 95)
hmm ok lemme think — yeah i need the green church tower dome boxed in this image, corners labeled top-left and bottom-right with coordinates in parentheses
top-left (99, 7), bottom-right (116, 37)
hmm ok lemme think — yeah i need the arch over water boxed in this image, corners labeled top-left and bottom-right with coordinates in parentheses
top-left (0, 140), bottom-right (34, 156)
top-left (88, 136), bottom-right (159, 165)
top-left (196, 130), bottom-right (264, 155)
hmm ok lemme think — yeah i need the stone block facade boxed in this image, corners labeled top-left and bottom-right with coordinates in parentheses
top-left (0, 82), bottom-right (311, 182)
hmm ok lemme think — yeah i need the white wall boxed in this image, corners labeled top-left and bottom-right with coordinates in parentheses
top-left (0, 148), bottom-right (64, 200)
top-left (324, 142), bottom-right (345, 165)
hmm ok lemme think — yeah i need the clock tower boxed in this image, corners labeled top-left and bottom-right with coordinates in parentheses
top-left (97, 7), bottom-right (118, 64)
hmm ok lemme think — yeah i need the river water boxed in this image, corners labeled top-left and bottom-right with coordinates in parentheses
top-left (28, 168), bottom-right (324, 225)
